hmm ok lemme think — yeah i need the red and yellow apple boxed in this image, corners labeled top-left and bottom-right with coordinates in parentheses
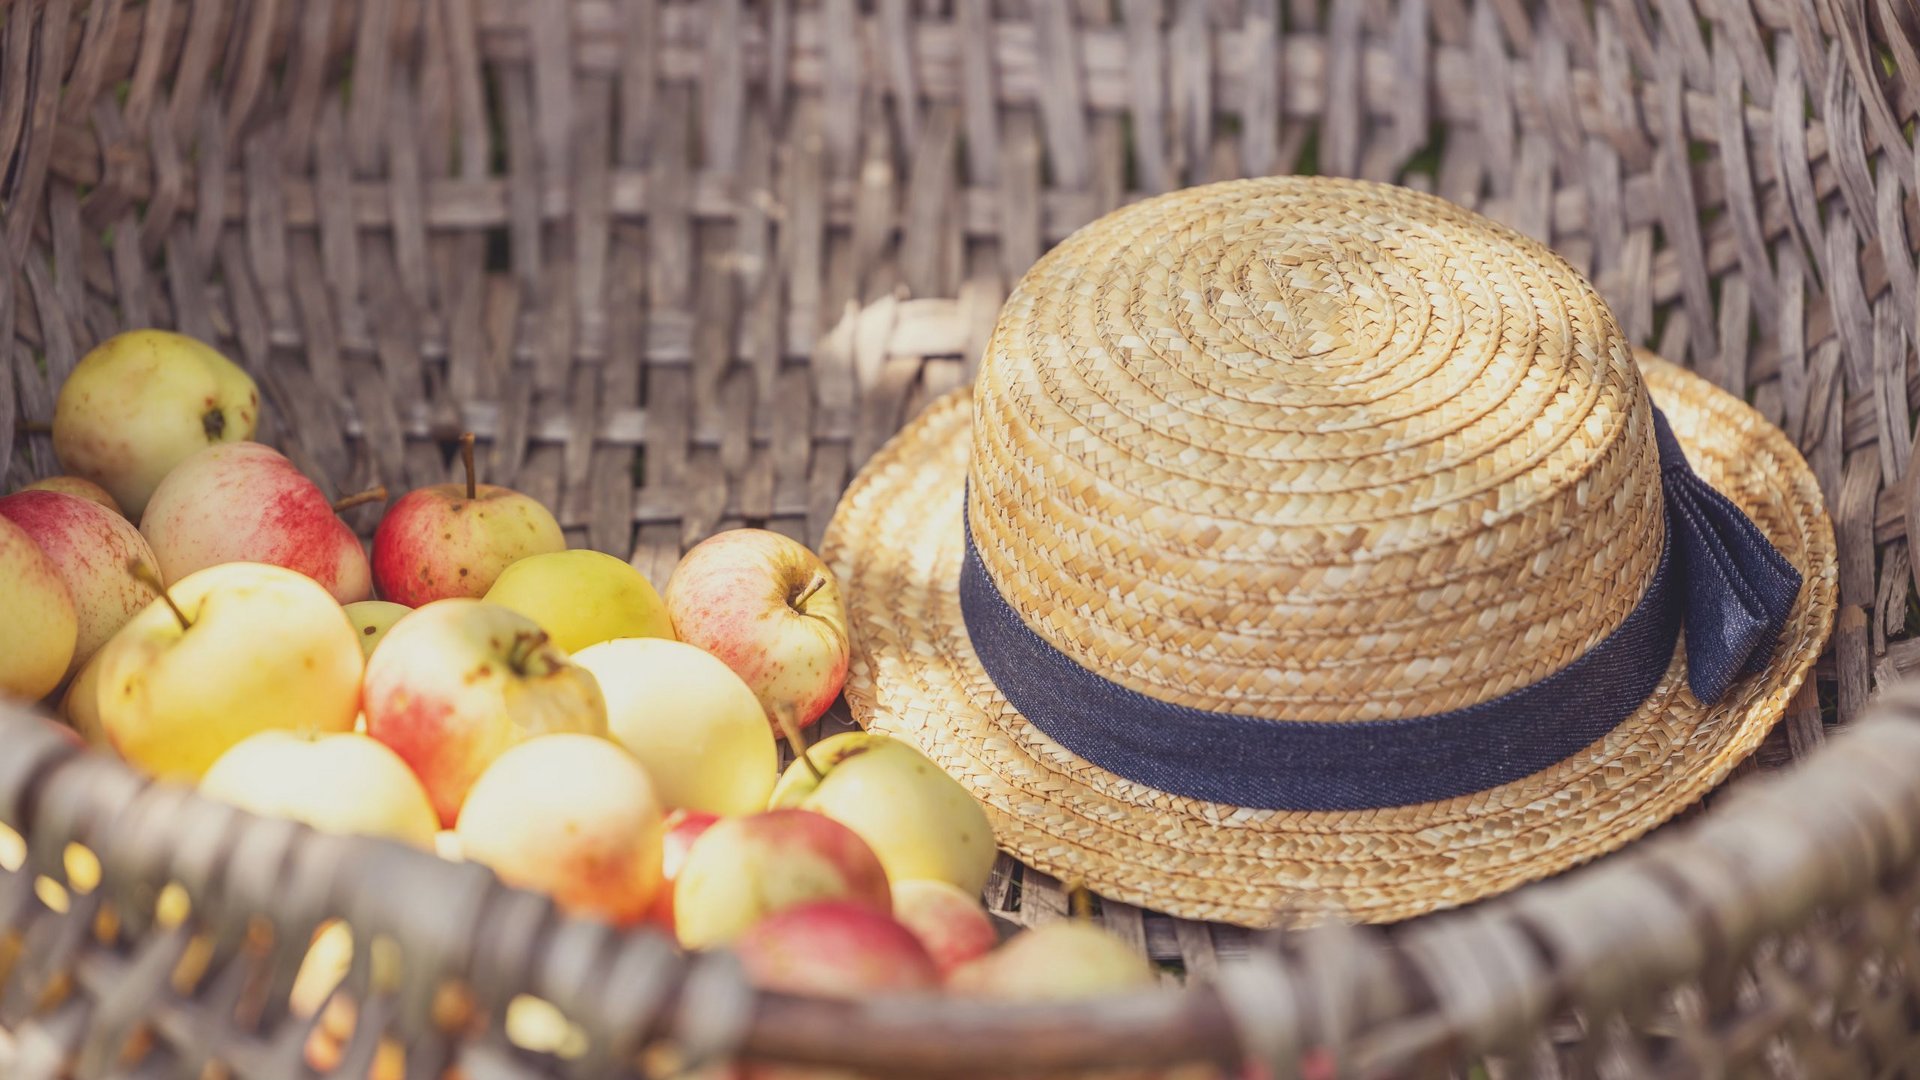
top-left (892, 879), bottom-right (998, 977)
top-left (0, 489), bottom-right (160, 674)
top-left (664, 529), bottom-right (849, 732)
top-left (19, 476), bottom-right (121, 515)
top-left (140, 441), bottom-right (373, 604)
top-left (770, 731), bottom-right (995, 895)
top-left (94, 562), bottom-right (363, 779)
top-left (484, 550), bottom-right (675, 653)
top-left (52, 329), bottom-right (259, 517)
top-left (371, 438), bottom-right (563, 607)
top-left (643, 808), bottom-right (720, 932)
top-left (0, 516), bottom-right (75, 701)
top-left (673, 809), bottom-right (890, 949)
top-left (200, 731), bottom-right (439, 848)
top-left (362, 599), bottom-right (607, 826)
top-left (572, 638), bottom-right (775, 815)
top-left (455, 734), bottom-right (664, 925)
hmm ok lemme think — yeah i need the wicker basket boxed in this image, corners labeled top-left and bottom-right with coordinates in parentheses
top-left (4, 0), bottom-right (1920, 1076)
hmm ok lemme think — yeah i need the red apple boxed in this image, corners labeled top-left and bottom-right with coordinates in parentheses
top-left (644, 808), bottom-right (721, 932)
top-left (891, 879), bottom-right (998, 977)
top-left (734, 900), bottom-right (939, 996)
top-left (673, 809), bottom-right (889, 949)
top-left (664, 529), bottom-right (849, 732)
top-left (0, 489), bottom-right (159, 675)
top-left (140, 442), bottom-right (375, 604)
top-left (362, 599), bottom-right (607, 826)
top-left (370, 435), bottom-right (563, 607)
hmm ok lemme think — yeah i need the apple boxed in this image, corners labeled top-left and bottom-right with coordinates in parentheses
top-left (19, 476), bottom-right (121, 515)
top-left (734, 899), bottom-right (940, 996)
top-left (52, 329), bottom-right (259, 517)
top-left (0, 515), bottom-right (78, 701)
top-left (484, 550), bottom-right (675, 653)
top-left (362, 599), bottom-right (607, 826)
top-left (371, 434), bottom-right (564, 607)
top-left (770, 731), bottom-right (995, 895)
top-left (664, 529), bottom-right (849, 732)
top-left (344, 600), bottom-right (411, 658)
top-left (140, 441), bottom-right (376, 604)
top-left (0, 489), bottom-right (160, 674)
top-left (200, 731), bottom-right (439, 848)
top-left (643, 809), bottom-right (720, 932)
top-left (94, 562), bottom-right (362, 779)
top-left (673, 809), bottom-right (890, 949)
top-left (948, 921), bottom-right (1155, 999)
top-left (456, 734), bottom-right (664, 925)
top-left (892, 879), bottom-right (998, 976)
top-left (59, 650), bottom-right (107, 746)
top-left (572, 638), bottom-right (775, 815)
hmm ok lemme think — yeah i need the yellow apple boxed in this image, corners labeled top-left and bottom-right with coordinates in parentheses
top-left (60, 650), bottom-right (107, 746)
top-left (572, 638), bottom-right (775, 815)
top-left (19, 476), bottom-right (121, 515)
top-left (664, 529), bottom-right (848, 731)
top-left (344, 600), bottom-right (411, 658)
top-left (770, 731), bottom-right (995, 895)
top-left (456, 734), bottom-right (664, 926)
top-left (200, 731), bottom-right (438, 848)
top-left (96, 562), bottom-right (362, 779)
top-left (947, 921), bottom-right (1155, 1000)
top-left (483, 550), bottom-right (675, 653)
top-left (52, 329), bottom-right (260, 517)
top-left (0, 515), bottom-right (77, 701)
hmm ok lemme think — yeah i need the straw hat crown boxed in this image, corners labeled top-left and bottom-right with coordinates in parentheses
top-left (966, 177), bottom-right (1665, 724)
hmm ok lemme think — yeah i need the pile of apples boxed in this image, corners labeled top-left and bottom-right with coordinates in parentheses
top-left (1, 329), bottom-right (1166, 1068)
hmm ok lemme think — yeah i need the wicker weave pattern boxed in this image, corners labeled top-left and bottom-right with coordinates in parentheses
top-left (1, 0), bottom-right (1918, 1075)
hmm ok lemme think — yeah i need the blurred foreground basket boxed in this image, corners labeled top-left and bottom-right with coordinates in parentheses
top-left (8, 0), bottom-right (1920, 1075)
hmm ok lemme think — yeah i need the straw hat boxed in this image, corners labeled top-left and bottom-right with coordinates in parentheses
top-left (823, 177), bottom-right (1837, 928)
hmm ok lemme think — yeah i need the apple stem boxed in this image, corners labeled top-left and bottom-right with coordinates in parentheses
top-left (774, 706), bottom-right (825, 782)
top-left (790, 573), bottom-right (828, 612)
top-left (129, 561), bottom-right (191, 630)
top-left (460, 432), bottom-right (477, 501)
top-left (331, 485), bottom-right (388, 514)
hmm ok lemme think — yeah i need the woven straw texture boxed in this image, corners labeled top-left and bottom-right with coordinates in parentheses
top-left (2, 0), bottom-right (1920, 1076)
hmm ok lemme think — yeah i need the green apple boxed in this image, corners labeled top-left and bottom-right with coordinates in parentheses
top-left (572, 637), bottom-right (775, 815)
top-left (0, 515), bottom-right (77, 701)
top-left (52, 329), bottom-right (259, 517)
top-left (770, 731), bottom-right (995, 895)
top-left (19, 476), bottom-right (121, 515)
top-left (201, 732), bottom-right (439, 848)
top-left (343, 600), bottom-right (411, 658)
top-left (96, 562), bottom-right (362, 779)
top-left (483, 550), bottom-right (675, 653)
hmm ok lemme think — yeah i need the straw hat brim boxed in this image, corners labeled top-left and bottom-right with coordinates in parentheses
top-left (823, 354), bottom-right (1837, 928)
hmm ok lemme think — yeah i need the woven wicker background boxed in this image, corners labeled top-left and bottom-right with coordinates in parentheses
top-left (6, 0), bottom-right (1920, 1075)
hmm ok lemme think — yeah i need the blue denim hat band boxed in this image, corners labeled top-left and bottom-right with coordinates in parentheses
top-left (957, 407), bottom-right (1804, 811)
